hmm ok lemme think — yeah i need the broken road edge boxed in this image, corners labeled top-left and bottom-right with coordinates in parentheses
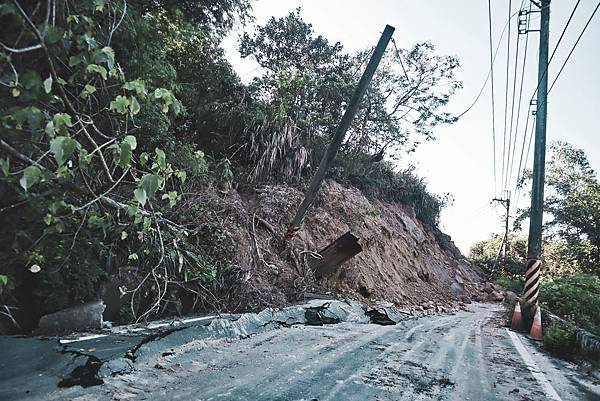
top-left (54, 299), bottom-right (415, 389)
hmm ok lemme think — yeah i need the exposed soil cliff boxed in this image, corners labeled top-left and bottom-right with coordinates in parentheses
top-left (189, 180), bottom-right (486, 314)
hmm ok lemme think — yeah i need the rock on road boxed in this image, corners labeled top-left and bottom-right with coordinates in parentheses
top-left (3, 303), bottom-right (600, 401)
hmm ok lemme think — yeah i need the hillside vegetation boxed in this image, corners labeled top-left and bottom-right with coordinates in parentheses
top-left (0, 1), bottom-right (466, 331)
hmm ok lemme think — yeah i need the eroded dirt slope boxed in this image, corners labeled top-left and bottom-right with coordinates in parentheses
top-left (197, 180), bottom-right (486, 312)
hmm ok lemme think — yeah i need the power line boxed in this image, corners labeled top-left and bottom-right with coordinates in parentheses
top-left (550, 0), bottom-right (581, 63)
top-left (501, 0), bottom-right (513, 193)
top-left (530, 0), bottom-right (583, 98)
top-left (390, 38), bottom-right (410, 82)
top-left (548, 1), bottom-right (600, 93)
top-left (456, 9), bottom-right (521, 120)
top-left (507, 1), bottom-right (532, 191)
top-left (511, 103), bottom-right (532, 214)
top-left (505, 0), bottom-right (525, 192)
top-left (488, 0), bottom-right (498, 195)
top-left (512, 117), bottom-right (536, 217)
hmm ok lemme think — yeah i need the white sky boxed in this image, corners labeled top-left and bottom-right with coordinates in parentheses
top-left (222, 0), bottom-right (600, 254)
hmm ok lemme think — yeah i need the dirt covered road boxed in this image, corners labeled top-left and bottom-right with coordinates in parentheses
top-left (10, 303), bottom-right (596, 401)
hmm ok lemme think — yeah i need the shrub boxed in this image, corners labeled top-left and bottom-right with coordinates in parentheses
top-left (540, 273), bottom-right (600, 336)
top-left (544, 323), bottom-right (577, 359)
top-left (495, 276), bottom-right (524, 294)
top-left (329, 156), bottom-right (448, 227)
top-left (170, 144), bottom-right (209, 179)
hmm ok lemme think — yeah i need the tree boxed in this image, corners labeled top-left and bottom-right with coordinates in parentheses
top-left (112, 0), bottom-right (251, 154)
top-left (0, 0), bottom-right (248, 325)
top-left (469, 234), bottom-right (528, 277)
top-left (346, 42), bottom-right (461, 158)
top-left (237, 10), bottom-right (461, 181)
top-left (238, 10), bottom-right (354, 180)
top-left (515, 141), bottom-right (600, 273)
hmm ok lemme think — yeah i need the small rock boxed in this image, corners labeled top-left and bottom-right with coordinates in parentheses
top-left (492, 291), bottom-right (504, 302)
top-left (98, 358), bottom-right (133, 378)
top-left (450, 282), bottom-right (464, 295)
top-left (503, 291), bottom-right (518, 305)
top-left (367, 304), bottom-right (411, 325)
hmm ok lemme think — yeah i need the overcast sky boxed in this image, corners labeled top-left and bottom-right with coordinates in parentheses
top-left (222, 0), bottom-right (600, 253)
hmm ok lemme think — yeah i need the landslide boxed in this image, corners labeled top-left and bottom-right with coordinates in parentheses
top-left (179, 179), bottom-right (485, 313)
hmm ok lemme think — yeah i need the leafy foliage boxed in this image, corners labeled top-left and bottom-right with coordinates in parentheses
top-left (494, 276), bottom-right (524, 294)
top-left (0, 0), bottom-right (247, 326)
top-left (540, 274), bottom-right (600, 336)
top-left (469, 234), bottom-right (580, 280)
top-left (469, 234), bottom-right (528, 278)
top-left (515, 142), bottom-right (600, 274)
top-left (544, 323), bottom-right (577, 358)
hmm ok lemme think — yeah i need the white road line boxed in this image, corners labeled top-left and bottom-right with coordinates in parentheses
top-left (181, 315), bottom-right (218, 324)
top-left (59, 334), bottom-right (107, 344)
top-left (505, 328), bottom-right (563, 401)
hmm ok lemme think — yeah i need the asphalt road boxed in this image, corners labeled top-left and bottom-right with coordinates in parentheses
top-left (2, 303), bottom-right (599, 401)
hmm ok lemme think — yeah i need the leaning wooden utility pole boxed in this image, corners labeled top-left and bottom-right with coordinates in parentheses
top-left (524, 0), bottom-right (550, 341)
top-left (285, 25), bottom-right (395, 239)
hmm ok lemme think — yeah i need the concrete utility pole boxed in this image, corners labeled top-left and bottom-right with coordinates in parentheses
top-left (524, 0), bottom-right (550, 308)
top-left (286, 25), bottom-right (395, 239)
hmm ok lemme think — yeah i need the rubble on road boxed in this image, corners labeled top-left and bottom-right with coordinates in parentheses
top-left (367, 303), bottom-right (412, 325)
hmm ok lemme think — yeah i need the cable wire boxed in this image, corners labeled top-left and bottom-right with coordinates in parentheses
top-left (507, 1), bottom-right (532, 191)
top-left (548, 0), bottom-right (600, 93)
top-left (501, 0), bottom-right (513, 193)
top-left (512, 117), bottom-right (536, 216)
top-left (530, 0), bottom-right (583, 98)
top-left (455, 9), bottom-right (521, 121)
top-left (511, 103), bottom-right (532, 210)
top-left (488, 0), bottom-right (498, 195)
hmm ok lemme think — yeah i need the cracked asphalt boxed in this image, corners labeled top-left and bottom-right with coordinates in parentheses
top-left (1, 303), bottom-right (599, 401)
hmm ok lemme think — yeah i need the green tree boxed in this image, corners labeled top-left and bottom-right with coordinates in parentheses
top-left (0, 0), bottom-right (247, 326)
top-left (469, 234), bottom-right (528, 278)
top-left (113, 0), bottom-right (250, 154)
top-left (238, 10), bottom-right (461, 181)
top-left (516, 141), bottom-right (600, 273)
